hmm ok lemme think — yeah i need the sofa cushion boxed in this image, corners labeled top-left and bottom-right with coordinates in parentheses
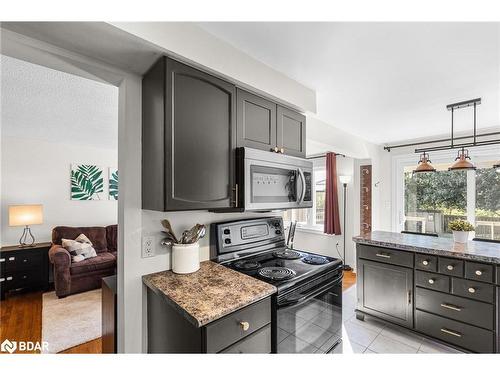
top-left (70, 252), bottom-right (116, 275)
top-left (53, 226), bottom-right (108, 253)
top-left (106, 224), bottom-right (118, 253)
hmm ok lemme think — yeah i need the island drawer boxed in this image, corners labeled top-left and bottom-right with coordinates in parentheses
top-left (205, 297), bottom-right (271, 353)
top-left (438, 257), bottom-right (464, 277)
top-left (416, 270), bottom-right (449, 293)
top-left (465, 261), bottom-right (494, 283)
top-left (415, 287), bottom-right (494, 330)
top-left (415, 310), bottom-right (494, 353)
top-left (415, 254), bottom-right (437, 272)
top-left (220, 324), bottom-right (271, 353)
top-left (451, 278), bottom-right (494, 303)
top-left (357, 244), bottom-right (413, 268)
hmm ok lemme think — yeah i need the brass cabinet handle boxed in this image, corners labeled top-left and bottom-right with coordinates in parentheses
top-left (468, 287), bottom-right (476, 294)
top-left (422, 260), bottom-right (429, 266)
top-left (447, 265), bottom-right (454, 271)
top-left (440, 303), bottom-right (462, 312)
top-left (440, 328), bottom-right (462, 338)
top-left (239, 321), bottom-right (250, 331)
top-left (428, 278), bottom-right (435, 284)
top-left (376, 253), bottom-right (391, 259)
top-left (475, 270), bottom-right (482, 276)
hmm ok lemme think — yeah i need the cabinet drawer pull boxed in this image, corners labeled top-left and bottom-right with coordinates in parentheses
top-left (440, 303), bottom-right (461, 312)
top-left (475, 270), bottom-right (482, 276)
top-left (428, 278), bottom-right (435, 284)
top-left (239, 321), bottom-right (250, 331)
top-left (440, 328), bottom-right (462, 338)
top-left (8, 257), bottom-right (15, 261)
top-left (375, 253), bottom-right (391, 259)
top-left (280, 148), bottom-right (284, 154)
top-left (22, 275), bottom-right (28, 279)
top-left (407, 290), bottom-right (411, 304)
top-left (468, 287), bottom-right (476, 294)
top-left (23, 259), bottom-right (28, 263)
top-left (422, 260), bottom-right (429, 266)
top-left (0, 258), bottom-right (5, 263)
top-left (272, 147), bottom-right (279, 153)
top-left (0, 278), bottom-right (5, 282)
top-left (446, 265), bottom-right (454, 271)
top-left (6, 276), bottom-right (13, 281)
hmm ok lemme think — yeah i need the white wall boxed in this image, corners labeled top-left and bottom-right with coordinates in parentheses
top-left (0, 137), bottom-right (118, 245)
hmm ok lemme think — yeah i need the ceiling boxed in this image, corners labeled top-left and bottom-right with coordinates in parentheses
top-left (1, 55), bottom-right (118, 149)
top-left (198, 22), bottom-right (500, 144)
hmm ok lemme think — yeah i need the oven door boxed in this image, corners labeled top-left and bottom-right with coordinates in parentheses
top-left (275, 273), bottom-right (343, 353)
top-left (243, 158), bottom-right (312, 211)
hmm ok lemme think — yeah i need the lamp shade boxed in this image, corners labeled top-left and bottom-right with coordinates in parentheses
top-left (448, 148), bottom-right (476, 171)
top-left (9, 205), bottom-right (43, 226)
top-left (339, 175), bottom-right (352, 185)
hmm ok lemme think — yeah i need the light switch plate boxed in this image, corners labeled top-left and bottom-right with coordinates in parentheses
top-left (142, 236), bottom-right (155, 258)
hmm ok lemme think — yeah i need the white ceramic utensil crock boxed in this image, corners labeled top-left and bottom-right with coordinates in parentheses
top-left (172, 243), bottom-right (200, 274)
top-left (452, 230), bottom-right (469, 244)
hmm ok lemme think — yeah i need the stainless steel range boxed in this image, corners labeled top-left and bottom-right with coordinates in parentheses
top-left (210, 217), bottom-right (343, 353)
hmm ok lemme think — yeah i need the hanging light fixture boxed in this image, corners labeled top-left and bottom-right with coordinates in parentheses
top-left (413, 152), bottom-right (436, 174)
top-left (448, 147), bottom-right (476, 171)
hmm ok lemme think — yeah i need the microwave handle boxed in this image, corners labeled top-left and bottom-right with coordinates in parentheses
top-left (297, 168), bottom-right (306, 204)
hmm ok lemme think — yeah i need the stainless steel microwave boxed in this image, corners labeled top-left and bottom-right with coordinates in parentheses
top-left (235, 147), bottom-right (313, 211)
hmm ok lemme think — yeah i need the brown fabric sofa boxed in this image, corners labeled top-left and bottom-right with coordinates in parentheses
top-left (49, 225), bottom-right (117, 298)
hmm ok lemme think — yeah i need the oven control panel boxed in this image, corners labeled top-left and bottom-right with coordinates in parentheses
top-left (214, 217), bottom-right (285, 255)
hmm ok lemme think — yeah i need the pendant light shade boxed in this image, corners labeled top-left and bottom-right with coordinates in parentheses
top-left (413, 152), bottom-right (436, 174)
top-left (448, 148), bottom-right (476, 171)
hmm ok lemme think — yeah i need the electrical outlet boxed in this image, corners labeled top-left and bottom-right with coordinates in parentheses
top-left (142, 236), bottom-right (155, 258)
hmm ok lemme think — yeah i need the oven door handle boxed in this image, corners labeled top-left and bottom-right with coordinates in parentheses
top-left (297, 168), bottom-right (306, 204)
top-left (278, 273), bottom-right (343, 308)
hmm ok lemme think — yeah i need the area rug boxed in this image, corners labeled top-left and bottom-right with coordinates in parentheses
top-left (42, 289), bottom-right (101, 353)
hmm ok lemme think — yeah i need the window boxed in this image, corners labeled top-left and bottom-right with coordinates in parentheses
top-left (402, 157), bottom-right (500, 240)
top-left (283, 161), bottom-right (326, 230)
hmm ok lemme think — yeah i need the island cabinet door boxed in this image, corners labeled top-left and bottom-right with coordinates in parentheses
top-left (357, 259), bottom-right (414, 328)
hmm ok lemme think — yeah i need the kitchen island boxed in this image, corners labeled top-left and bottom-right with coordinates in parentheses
top-left (353, 231), bottom-right (500, 353)
top-left (143, 260), bottom-right (276, 353)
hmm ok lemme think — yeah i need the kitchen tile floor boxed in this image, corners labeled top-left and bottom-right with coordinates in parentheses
top-left (333, 286), bottom-right (464, 354)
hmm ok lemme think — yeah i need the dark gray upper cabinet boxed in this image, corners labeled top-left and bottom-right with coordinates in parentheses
top-left (357, 258), bottom-right (413, 328)
top-left (236, 89), bottom-right (277, 152)
top-left (142, 57), bottom-right (236, 211)
top-left (236, 89), bottom-right (306, 158)
top-left (277, 105), bottom-right (306, 158)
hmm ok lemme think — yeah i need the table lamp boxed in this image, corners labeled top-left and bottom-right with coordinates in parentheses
top-left (8, 204), bottom-right (44, 247)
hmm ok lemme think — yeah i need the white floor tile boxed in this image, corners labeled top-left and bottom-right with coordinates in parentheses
top-left (368, 334), bottom-right (418, 354)
top-left (348, 314), bottom-right (386, 334)
top-left (379, 324), bottom-right (424, 349)
top-left (342, 321), bottom-right (379, 347)
top-left (419, 338), bottom-right (464, 354)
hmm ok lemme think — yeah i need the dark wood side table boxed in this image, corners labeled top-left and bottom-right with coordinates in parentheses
top-left (0, 242), bottom-right (52, 300)
top-left (102, 275), bottom-right (117, 353)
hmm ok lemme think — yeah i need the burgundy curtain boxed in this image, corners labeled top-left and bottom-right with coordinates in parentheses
top-left (324, 152), bottom-right (342, 235)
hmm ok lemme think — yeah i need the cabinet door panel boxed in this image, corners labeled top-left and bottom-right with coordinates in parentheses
top-left (236, 89), bottom-right (276, 151)
top-left (277, 106), bottom-right (306, 158)
top-left (166, 59), bottom-right (236, 210)
top-left (357, 258), bottom-right (413, 327)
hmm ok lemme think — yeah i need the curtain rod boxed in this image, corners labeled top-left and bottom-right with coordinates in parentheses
top-left (306, 152), bottom-right (346, 160)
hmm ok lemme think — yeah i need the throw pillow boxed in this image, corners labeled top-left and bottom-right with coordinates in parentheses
top-left (62, 235), bottom-right (97, 263)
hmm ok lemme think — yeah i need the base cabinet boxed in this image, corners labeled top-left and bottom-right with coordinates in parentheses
top-left (357, 258), bottom-right (413, 328)
top-left (356, 244), bottom-right (499, 353)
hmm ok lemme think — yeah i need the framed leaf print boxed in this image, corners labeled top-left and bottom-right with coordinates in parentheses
top-left (71, 164), bottom-right (104, 200)
top-left (109, 167), bottom-right (118, 200)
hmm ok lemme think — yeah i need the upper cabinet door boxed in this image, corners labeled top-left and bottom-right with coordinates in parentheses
top-left (165, 58), bottom-right (236, 210)
top-left (236, 89), bottom-right (277, 152)
top-left (277, 106), bottom-right (306, 158)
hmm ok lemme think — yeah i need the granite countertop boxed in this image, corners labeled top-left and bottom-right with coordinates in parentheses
top-left (142, 260), bottom-right (277, 327)
top-left (353, 231), bottom-right (500, 264)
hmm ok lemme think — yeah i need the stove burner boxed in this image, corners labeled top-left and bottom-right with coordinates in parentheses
top-left (273, 249), bottom-right (302, 260)
top-left (302, 255), bottom-right (330, 265)
top-left (258, 267), bottom-right (297, 281)
top-left (233, 260), bottom-right (262, 271)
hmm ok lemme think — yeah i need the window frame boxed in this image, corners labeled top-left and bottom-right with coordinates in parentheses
top-left (392, 145), bottom-right (499, 234)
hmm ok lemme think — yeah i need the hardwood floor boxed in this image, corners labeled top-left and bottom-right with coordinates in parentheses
top-left (0, 291), bottom-right (102, 354)
top-left (342, 270), bottom-right (356, 291)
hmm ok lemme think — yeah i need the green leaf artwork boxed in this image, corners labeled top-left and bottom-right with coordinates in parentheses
top-left (71, 164), bottom-right (104, 200)
top-left (109, 168), bottom-right (118, 200)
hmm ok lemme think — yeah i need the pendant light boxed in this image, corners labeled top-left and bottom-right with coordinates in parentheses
top-left (448, 147), bottom-right (476, 171)
top-left (413, 152), bottom-right (436, 174)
